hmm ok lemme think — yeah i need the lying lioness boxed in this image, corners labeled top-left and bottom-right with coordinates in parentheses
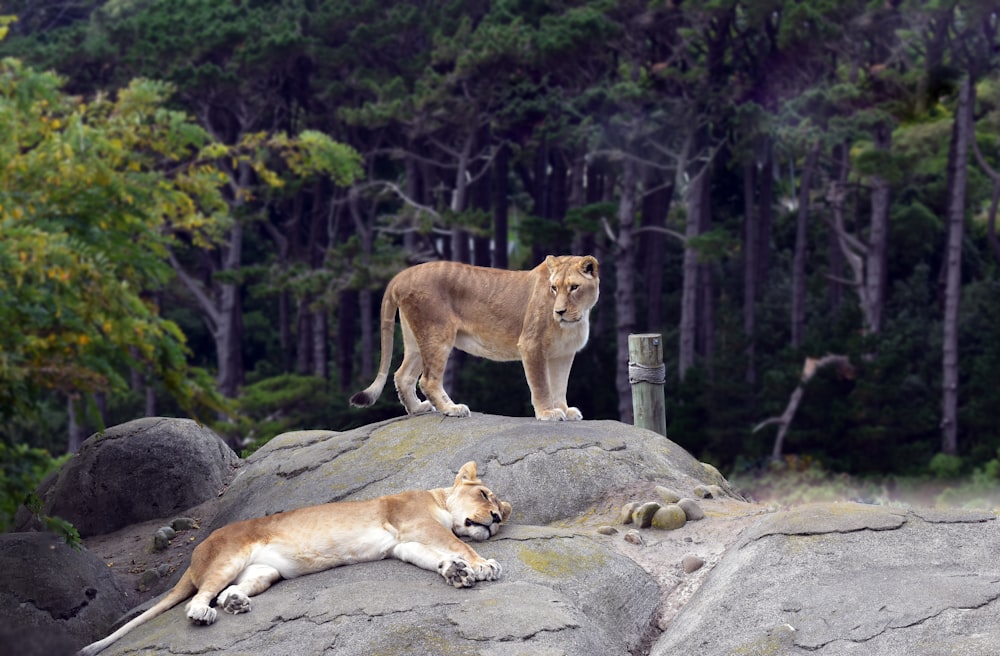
top-left (79, 461), bottom-right (511, 656)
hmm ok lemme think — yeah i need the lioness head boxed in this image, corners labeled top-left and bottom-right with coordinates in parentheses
top-left (447, 462), bottom-right (512, 542)
top-left (545, 255), bottom-right (600, 325)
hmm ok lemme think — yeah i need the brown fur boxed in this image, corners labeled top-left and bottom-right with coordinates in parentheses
top-left (78, 462), bottom-right (511, 656)
top-left (350, 255), bottom-right (600, 420)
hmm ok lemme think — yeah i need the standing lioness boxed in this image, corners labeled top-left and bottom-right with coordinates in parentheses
top-left (78, 462), bottom-right (510, 656)
top-left (351, 254), bottom-right (599, 420)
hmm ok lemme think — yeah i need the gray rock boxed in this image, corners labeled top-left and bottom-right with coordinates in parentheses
top-left (632, 502), bottom-right (661, 528)
top-left (655, 485), bottom-right (681, 503)
top-left (152, 526), bottom-right (175, 551)
top-left (677, 497), bottom-right (705, 520)
top-left (682, 555), bottom-right (705, 573)
top-left (211, 414), bottom-right (716, 530)
top-left (651, 504), bottom-right (687, 530)
top-left (106, 525), bottom-right (659, 656)
top-left (0, 532), bottom-right (129, 653)
top-left (618, 501), bottom-right (640, 524)
top-left (651, 502), bottom-right (1000, 656)
top-left (16, 418), bottom-right (240, 537)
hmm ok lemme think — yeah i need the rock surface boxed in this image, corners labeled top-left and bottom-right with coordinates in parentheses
top-left (15, 417), bottom-right (240, 538)
top-left (2, 414), bottom-right (998, 656)
top-left (652, 503), bottom-right (1000, 656)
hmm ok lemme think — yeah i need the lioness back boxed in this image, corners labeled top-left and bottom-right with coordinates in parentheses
top-left (350, 255), bottom-right (599, 420)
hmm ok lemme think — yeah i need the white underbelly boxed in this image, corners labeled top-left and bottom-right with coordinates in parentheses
top-left (454, 333), bottom-right (521, 361)
top-left (252, 527), bottom-right (397, 578)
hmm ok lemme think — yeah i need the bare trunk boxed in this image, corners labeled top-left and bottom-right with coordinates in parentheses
top-left (679, 167), bottom-right (707, 379)
top-left (697, 173), bottom-right (714, 374)
top-left (312, 310), bottom-right (328, 380)
top-left (615, 158), bottom-right (639, 422)
top-left (743, 161), bottom-right (758, 384)
top-left (492, 143), bottom-right (509, 269)
top-left (791, 143), bottom-right (820, 348)
top-left (941, 77), bottom-right (972, 456)
top-left (67, 396), bottom-right (86, 453)
top-left (337, 290), bottom-right (357, 392)
top-left (866, 125), bottom-right (891, 336)
top-left (828, 143), bottom-right (849, 311)
top-left (757, 143), bottom-right (774, 290)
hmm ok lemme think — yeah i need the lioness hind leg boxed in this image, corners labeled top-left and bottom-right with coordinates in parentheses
top-left (216, 563), bottom-right (282, 616)
top-left (396, 315), bottom-right (434, 415)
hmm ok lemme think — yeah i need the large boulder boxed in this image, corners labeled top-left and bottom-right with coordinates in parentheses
top-left (92, 414), bottom-right (720, 656)
top-left (651, 503), bottom-right (1000, 656)
top-left (208, 414), bottom-right (730, 530)
top-left (0, 532), bottom-right (130, 656)
top-left (17, 417), bottom-right (241, 538)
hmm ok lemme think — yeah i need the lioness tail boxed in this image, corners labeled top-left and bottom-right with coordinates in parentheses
top-left (349, 280), bottom-right (400, 408)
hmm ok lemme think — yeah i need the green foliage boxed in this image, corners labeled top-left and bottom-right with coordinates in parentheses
top-left (0, 442), bottom-right (74, 542)
top-left (225, 374), bottom-right (342, 455)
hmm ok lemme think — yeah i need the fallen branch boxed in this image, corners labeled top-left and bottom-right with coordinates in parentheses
top-left (753, 354), bottom-right (855, 461)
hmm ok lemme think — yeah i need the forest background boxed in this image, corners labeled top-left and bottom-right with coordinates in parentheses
top-left (3, 0), bottom-right (1000, 532)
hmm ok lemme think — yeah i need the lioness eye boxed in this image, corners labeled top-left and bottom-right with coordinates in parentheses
top-left (481, 490), bottom-right (490, 500)
top-left (550, 285), bottom-right (557, 294)
top-left (570, 284), bottom-right (579, 292)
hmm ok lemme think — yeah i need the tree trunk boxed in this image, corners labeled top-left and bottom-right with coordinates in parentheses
top-left (791, 142), bottom-right (820, 348)
top-left (756, 142), bottom-right (774, 290)
top-left (866, 124), bottom-right (892, 336)
top-left (615, 157), bottom-right (639, 422)
top-left (337, 290), bottom-right (357, 392)
top-left (697, 172), bottom-right (715, 373)
top-left (742, 161), bottom-right (758, 384)
top-left (941, 76), bottom-right (972, 456)
top-left (492, 142), bottom-right (509, 269)
top-left (679, 166), bottom-right (708, 379)
top-left (828, 143), bottom-right (849, 311)
top-left (640, 180), bottom-right (672, 331)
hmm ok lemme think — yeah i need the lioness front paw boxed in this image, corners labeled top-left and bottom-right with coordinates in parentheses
top-left (219, 587), bottom-right (252, 615)
top-left (439, 558), bottom-right (477, 588)
top-left (536, 408), bottom-right (568, 421)
top-left (474, 558), bottom-right (502, 581)
top-left (564, 407), bottom-right (583, 421)
top-left (186, 603), bottom-right (218, 626)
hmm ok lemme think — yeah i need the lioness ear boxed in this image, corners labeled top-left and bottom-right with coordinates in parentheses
top-left (499, 500), bottom-right (513, 522)
top-left (580, 256), bottom-right (599, 279)
top-left (545, 255), bottom-right (558, 274)
top-left (455, 461), bottom-right (481, 486)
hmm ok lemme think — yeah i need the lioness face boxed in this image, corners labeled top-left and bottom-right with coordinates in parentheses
top-left (548, 255), bottom-right (600, 325)
top-left (448, 483), bottom-right (512, 542)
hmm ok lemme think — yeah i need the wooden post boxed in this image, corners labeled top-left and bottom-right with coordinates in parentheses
top-left (629, 333), bottom-right (667, 437)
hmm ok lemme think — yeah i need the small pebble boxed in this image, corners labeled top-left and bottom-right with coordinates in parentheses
top-left (138, 569), bottom-right (159, 592)
top-left (152, 526), bottom-right (176, 551)
top-left (632, 502), bottom-right (661, 528)
top-left (678, 498), bottom-right (705, 521)
top-left (623, 529), bottom-right (644, 545)
top-left (682, 555), bottom-right (705, 573)
top-left (597, 525), bottom-right (619, 535)
top-left (171, 517), bottom-right (199, 531)
top-left (693, 485), bottom-right (713, 499)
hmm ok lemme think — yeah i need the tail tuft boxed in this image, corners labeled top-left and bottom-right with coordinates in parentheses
top-left (349, 391), bottom-right (375, 408)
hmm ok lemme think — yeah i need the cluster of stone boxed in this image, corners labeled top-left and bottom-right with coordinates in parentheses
top-left (596, 485), bottom-right (715, 555)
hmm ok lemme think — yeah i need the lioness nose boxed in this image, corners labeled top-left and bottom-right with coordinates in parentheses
top-left (491, 512), bottom-right (501, 523)
top-left (555, 308), bottom-right (566, 316)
